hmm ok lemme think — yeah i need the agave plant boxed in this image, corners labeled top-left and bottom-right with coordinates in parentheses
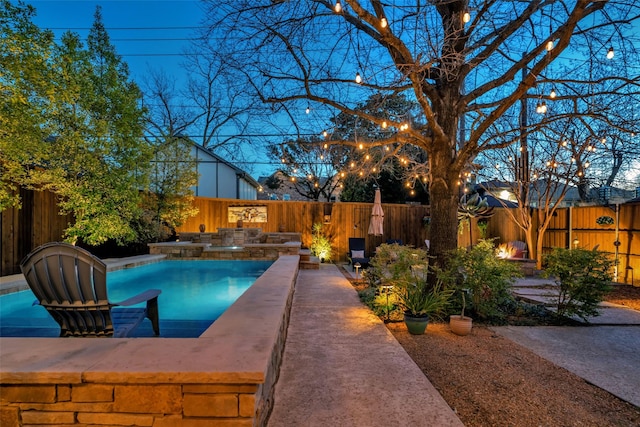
top-left (458, 193), bottom-right (494, 246)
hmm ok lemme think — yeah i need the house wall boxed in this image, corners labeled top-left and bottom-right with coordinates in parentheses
top-left (192, 146), bottom-right (258, 200)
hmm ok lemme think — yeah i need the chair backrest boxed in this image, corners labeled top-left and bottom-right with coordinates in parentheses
top-left (386, 239), bottom-right (403, 245)
top-left (348, 237), bottom-right (366, 253)
top-left (20, 242), bottom-right (114, 337)
top-left (508, 241), bottom-right (527, 258)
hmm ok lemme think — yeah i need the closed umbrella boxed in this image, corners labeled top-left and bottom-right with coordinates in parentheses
top-left (368, 188), bottom-right (384, 236)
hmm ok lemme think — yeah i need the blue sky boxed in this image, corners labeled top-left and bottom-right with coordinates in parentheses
top-left (29, 0), bottom-right (204, 85)
top-left (27, 0), bottom-right (278, 177)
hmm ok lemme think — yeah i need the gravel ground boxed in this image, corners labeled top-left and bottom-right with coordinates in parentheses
top-left (388, 322), bottom-right (640, 427)
top-left (352, 277), bottom-right (640, 426)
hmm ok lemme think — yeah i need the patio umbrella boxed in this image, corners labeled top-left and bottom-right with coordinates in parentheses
top-left (368, 188), bottom-right (384, 236)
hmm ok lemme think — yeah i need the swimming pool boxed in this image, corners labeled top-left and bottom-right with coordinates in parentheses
top-left (0, 259), bottom-right (273, 338)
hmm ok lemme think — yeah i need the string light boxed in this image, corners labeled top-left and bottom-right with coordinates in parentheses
top-left (463, 11), bottom-right (471, 23)
top-left (305, 105), bottom-right (310, 114)
top-left (550, 88), bottom-right (557, 99)
top-left (358, 143), bottom-right (363, 149)
top-left (322, 130), bottom-right (328, 138)
top-left (546, 40), bottom-right (555, 51)
top-left (381, 121), bottom-right (387, 129)
top-left (355, 72), bottom-right (362, 83)
top-left (380, 18), bottom-right (388, 28)
top-left (334, 0), bottom-right (342, 13)
top-left (607, 46), bottom-right (614, 59)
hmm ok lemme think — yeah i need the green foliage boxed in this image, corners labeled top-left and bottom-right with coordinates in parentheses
top-left (438, 239), bottom-right (521, 320)
top-left (1, 3), bottom-right (196, 247)
top-left (542, 247), bottom-right (614, 321)
top-left (368, 243), bottom-right (452, 318)
top-left (310, 222), bottom-right (332, 261)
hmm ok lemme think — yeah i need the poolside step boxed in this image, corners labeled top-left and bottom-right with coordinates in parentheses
top-left (299, 249), bottom-right (311, 262)
top-left (300, 255), bottom-right (320, 270)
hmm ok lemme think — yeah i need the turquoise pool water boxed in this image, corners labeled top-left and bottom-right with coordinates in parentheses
top-left (0, 259), bottom-right (272, 338)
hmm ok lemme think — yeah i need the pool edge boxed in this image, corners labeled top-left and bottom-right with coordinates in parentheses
top-left (0, 254), bottom-right (300, 426)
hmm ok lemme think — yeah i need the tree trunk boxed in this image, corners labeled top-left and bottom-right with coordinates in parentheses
top-left (428, 143), bottom-right (461, 272)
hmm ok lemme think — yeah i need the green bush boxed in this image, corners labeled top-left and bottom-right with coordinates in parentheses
top-left (437, 239), bottom-right (521, 321)
top-left (365, 243), bottom-right (452, 320)
top-left (542, 247), bottom-right (613, 321)
top-left (310, 223), bottom-right (332, 262)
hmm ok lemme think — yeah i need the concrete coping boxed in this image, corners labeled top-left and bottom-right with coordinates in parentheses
top-left (0, 255), bottom-right (300, 386)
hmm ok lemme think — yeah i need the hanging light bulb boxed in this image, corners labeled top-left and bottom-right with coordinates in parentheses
top-left (550, 88), bottom-right (557, 99)
top-left (322, 130), bottom-right (328, 138)
top-left (334, 0), bottom-right (342, 13)
top-left (381, 121), bottom-right (388, 129)
top-left (536, 101), bottom-right (542, 114)
top-left (323, 143), bottom-right (328, 149)
top-left (607, 46), bottom-right (614, 59)
top-left (541, 101), bottom-right (547, 114)
top-left (305, 105), bottom-right (310, 114)
top-left (358, 143), bottom-right (363, 150)
top-left (380, 18), bottom-right (388, 28)
top-left (546, 40), bottom-right (555, 51)
top-left (355, 72), bottom-right (362, 83)
top-left (463, 11), bottom-right (471, 23)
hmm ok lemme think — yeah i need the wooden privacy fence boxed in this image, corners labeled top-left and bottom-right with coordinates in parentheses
top-left (2, 191), bottom-right (639, 284)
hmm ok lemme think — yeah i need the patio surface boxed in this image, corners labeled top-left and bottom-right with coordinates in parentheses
top-left (268, 263), bottom-right (464, 426)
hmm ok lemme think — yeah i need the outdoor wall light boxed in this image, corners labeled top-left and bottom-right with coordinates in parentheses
top-left (573, 238), bottom-right (579, 249)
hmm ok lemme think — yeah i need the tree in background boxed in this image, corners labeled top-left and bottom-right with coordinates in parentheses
top-left (202, 0), bottom-right (639, 268)
top-left (1, 3), bottom-right (198, 246)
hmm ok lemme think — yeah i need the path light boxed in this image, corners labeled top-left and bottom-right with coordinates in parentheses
top-left (354, 262), bottom-right (361, 279)
top-left (381, 284), bottom-right (393, 321)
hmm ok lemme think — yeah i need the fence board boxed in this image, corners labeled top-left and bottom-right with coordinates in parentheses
top-left (3, 192), bottom-right (639, 284)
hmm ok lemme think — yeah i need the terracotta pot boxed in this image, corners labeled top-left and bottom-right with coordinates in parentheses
top-left (404, 313), bottom-right (429, 335)
top-left (449, 315), bottom-right (473, 336)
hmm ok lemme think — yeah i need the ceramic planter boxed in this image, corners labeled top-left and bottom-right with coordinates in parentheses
top-left (449, 315), bottom-right (473, 336)
top-left (404, 313), bottom-right (429, 335)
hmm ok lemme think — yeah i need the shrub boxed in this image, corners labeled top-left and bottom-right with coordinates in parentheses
top-left (437, 239), bottom-right (522, 321)
top-left (542, 247), bottom-right (613, 321)
top-left (310, 223), bottom-right (332, 262)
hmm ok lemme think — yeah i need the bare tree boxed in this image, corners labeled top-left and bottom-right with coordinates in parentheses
top-left (201, 0), bottom-right (640, 267)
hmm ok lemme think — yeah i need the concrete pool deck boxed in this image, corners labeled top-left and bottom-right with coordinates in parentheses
top-left (268, 264), bottom-right (464, 426)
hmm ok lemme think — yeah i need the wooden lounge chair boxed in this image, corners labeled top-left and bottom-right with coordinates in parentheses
top-left (347, 237), bottom-right (370, 271)
top-left (20, 242), bottom-right (161, 338)
top-left (508, 240), bottom-right (528, 259)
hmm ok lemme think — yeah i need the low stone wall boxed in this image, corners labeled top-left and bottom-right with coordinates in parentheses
top-left (0, 255), bottom-right (300, 426)
top-left (507, 258), bottom-right (537, 276)
top-left (148, 241), bottom-right (302, 261)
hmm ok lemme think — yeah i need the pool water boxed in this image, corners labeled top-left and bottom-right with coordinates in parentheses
top-left (0, 260), bottom-right (272, 338)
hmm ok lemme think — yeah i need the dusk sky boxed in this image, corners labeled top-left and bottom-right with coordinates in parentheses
top-left (29, 0), bottom-right (204, 86)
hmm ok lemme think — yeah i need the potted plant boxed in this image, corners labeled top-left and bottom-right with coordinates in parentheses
top-left (395, 275), bottom-right (453, 334)
top-left (449, 289), bottom-right (473, 336)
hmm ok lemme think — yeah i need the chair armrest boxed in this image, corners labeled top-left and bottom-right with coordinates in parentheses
top-left (114, 289), bottom-right (162, 306)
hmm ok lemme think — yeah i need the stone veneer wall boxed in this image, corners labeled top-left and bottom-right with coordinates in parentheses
top-left (0, 255), bottom-right (299, 427)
